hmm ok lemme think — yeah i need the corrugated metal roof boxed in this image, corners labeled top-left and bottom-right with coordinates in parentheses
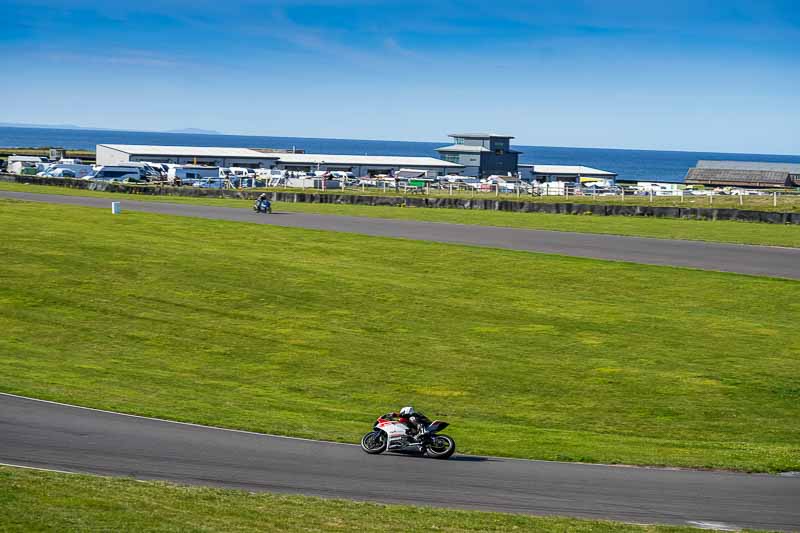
top-left (685, 168), bottom-right (791, 187)
top-left (520, 164), bottom-right (617, 176)
top-left (449, 133), bottom-right (514, 139)
top-left (696, 160), bottom-right (800, 173)
top-left (99, 144), bottom-right (278, 158)
top-left (435, 145), bottom-right (490, 153)
top-left (274, 152), bottom-right (462, 168)
top-left (99, 144), bottom-right (462, 168)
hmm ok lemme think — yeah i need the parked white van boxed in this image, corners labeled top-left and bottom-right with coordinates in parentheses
top-left (85, 166), bottom-right (143, 182)
top-left (167, 165), bottom-right (221, 185)
top-left (121, 161), bottom-right (165, 180)
top-left (229, 167), bottom-right (255, 177)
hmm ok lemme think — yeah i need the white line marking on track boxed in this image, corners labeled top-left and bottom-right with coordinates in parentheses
top-left (687, 521), bottom-right (741, 531)
top-left (0, 461), bottom-right (80, 476)
top-left (0, 391), bottom-right (358, 447)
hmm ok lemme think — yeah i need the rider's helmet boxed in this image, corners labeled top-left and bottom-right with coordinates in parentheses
top-left (399, 406), bottom-right (415, 417)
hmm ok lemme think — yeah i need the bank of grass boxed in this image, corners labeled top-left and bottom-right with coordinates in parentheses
top-left (2, 180), bottom-right (799, 248)
top-left (0, 467), bottom-right (710, 533)
top-left (0, 147), bottom-right (95, 162)
top-left (1, 200), bottom-right (799, 472)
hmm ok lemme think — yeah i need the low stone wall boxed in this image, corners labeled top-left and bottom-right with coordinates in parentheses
top-left (2, 174), bottom-right (798, 225)
top-left (275, 192), bottom-right (799, 224)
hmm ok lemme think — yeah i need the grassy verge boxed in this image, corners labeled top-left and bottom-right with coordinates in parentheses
top-left (0, 147), bottom-right (95, 156)
top-left (2, 180), bottom-right (799, 248)
top-left (0, 466), bottom-right (709, 532)
top-left (1, 200), bottom-right (799, 472)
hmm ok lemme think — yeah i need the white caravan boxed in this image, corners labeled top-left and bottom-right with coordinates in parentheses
top-left (85, 166), bottom-right (143, 182)
top-left (6, 155), bottom-right (48, 174)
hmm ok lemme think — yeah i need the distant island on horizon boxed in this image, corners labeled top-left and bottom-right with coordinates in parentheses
top-left (0, 122), bottom-right (221, 136)
top-left (163, 128), bottom-right (222, 135)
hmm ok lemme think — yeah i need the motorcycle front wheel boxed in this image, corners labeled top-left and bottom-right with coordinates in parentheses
top-left (425, 434), bottom-right (456, 459)
top-left (360, 431), bottom-right (387, 454)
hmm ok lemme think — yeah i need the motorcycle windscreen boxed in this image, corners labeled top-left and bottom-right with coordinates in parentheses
top-left (426, 421), bottom-right (449, 432)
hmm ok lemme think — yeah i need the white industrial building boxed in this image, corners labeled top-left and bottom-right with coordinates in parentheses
top-left (97, 145), bottom-right (279, 168)
top-left (518, 164), bottom-right (617, 185)
top-left (97, 144), bottom-right (463, 176)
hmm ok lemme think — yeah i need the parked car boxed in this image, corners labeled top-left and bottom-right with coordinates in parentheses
top-left (38, 168), bottom-right (77, 178)
top-left (38, 163), bottom-right (93, 178)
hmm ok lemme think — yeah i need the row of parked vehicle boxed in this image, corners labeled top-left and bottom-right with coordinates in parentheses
top-left (19, 156), bottom-right (734, 197)
top-left (11, 158), bottom-right (264, 188)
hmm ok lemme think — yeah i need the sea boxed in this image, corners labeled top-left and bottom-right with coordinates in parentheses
top-left (3, 126), bottom-right (799, 183)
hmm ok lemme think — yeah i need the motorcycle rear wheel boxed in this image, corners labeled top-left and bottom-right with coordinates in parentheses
top-left (425, 434), bottom-right (456, 459)
top-left (360, 431), bottom-right (387, 454)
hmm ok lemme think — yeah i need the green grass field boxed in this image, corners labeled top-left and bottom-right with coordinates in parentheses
top-left (0, 466), bottom-right (711, 532)
top-left (2, 181), bottom-right (799, 247)
top-left (1, 199), bottom-right (799, 472)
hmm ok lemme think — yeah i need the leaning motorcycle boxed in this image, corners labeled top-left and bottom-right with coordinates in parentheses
top-left (253, 198), bottom-right (272, 214)
top-left (360, 414), bottom-right (456, 459)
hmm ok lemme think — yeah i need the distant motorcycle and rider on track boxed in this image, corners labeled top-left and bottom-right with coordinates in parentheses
top-left (253, 193), bottom-right (272, 214)
top-left (360, 406), bottom-right (456, 459)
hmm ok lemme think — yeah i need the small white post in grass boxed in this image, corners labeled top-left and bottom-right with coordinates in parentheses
top-left (649, 190), bottom-right (653, 203)
top-left (680, 190), bottom-right (684, 203)
top-left (773, 191), bottom-right (778, 207)
top-left (621, 188), bottom-right (625, 202)
top-left (516, 186), bottom-right (520, 198)
top-left (111, 201), bottom-right (121, 215)
top-left (383, 182), bottom-right (387, 193)
top-left (449, 184), bottom-right (453, 196)
top-left (709, 192), bottom-right (713, 205)
top-left (495, 184), bottom-right (499, 197)
top-left (739, 194), bottom-right (743, 206)
top-left (362, 183), bottom-right (365, 193)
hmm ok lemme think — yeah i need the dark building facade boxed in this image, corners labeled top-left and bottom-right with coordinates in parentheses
top-left (436, 133), bottom-right (520, 177)
top-left (685, 161), bottom-right (800, 188)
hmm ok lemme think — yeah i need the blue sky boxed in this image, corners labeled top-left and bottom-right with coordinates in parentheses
top-left (1, 0), bottom-right (798, 153)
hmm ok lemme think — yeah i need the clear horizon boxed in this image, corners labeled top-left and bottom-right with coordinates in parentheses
top-left (4, 121), bottom-right (800, 158)
top-left (2, 0), bottom-right (797, 154)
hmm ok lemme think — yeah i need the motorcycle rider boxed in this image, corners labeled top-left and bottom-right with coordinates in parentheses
top-left (386, 406), bottom-right (431, 440)
top-left (256, 193), bottom-right (270, 211)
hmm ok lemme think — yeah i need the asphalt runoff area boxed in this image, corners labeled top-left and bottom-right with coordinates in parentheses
top-left (1, 394), bottom-right (798, 531)
top-left (2, 190), bottom-right (799, 279)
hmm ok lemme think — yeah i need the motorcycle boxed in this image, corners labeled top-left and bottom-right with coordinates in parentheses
top-left (253, 198), bottom-right (272, 214)
top-left (360, 414), bottom-right (456, 459)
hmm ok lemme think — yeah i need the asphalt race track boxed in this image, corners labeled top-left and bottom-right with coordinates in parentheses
top-left (1, 394), bottom-right (798, 530)
top-left (2, 190), bottom-right (799, 279)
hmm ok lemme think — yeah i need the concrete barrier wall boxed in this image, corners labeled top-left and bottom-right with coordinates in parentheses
top-left (2, 174), bottom-right (798, 225)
